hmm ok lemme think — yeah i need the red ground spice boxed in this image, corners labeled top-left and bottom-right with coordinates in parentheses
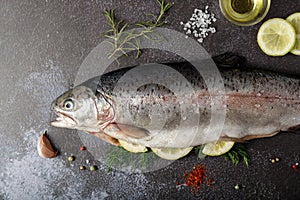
top-left (181, 164), bottom-right (213, 193)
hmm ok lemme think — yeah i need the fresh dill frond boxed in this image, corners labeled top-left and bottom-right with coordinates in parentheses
top-left (105, 146), bottom-right (155, 172)
top-left (222, 143), bottom-right (249, 166)
top-left (105, 146), bottom-right (124, 171)
top-left (102, 0), bottom-right (173, 61)
top-left (194, 145), bottom-right (207, 160)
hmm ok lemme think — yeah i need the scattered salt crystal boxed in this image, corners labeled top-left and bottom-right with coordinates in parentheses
top-left (197, 38), bottom-right (203, 43)
top-left (181, 5), bottom-right (217, 44)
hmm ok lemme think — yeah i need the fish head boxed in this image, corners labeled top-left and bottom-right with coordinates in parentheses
top-left (51, 86), bottom-right (115, 133)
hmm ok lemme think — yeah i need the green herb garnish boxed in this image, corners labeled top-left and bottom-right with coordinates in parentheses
top-left (136, 0), bottom-right (173, 28)
top-left (105, 146), bottom-right (155, 172)
top-left (194, 143), bottom-right (249, 166)
top-left (194, 145), bottom-right (207, 160)
top-left (102, 0), bottom-right (173, 61)
top-left (222, 143), bottom-right (249, 166)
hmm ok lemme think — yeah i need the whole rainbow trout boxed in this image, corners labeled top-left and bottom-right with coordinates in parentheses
top-left (51, 54), bottom-right (300, 148)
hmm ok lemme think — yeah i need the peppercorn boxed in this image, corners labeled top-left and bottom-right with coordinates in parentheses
top-left (292, 164), bottom-right (297, 169)
top-left (234, 184), bottom-right (240, 190)
top-left (90, 165), bottom-right (97, 171)
top-left (68, 156), bottom-right (75, 161)
top-left (80, 146), bottom-right (86, 151)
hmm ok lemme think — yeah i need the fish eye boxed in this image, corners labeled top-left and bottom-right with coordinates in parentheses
top-left (63, 99), bottom-right (74, 110)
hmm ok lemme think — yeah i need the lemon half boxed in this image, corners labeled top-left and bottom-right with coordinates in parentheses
top-left (151, 147), bottom-right (193, 160)
top-left (202, 141), bottom-right (235, 156)
top-left (286, 12), bottom-right (300, 55)
top-left (257, 18), bottom-right (296, 56)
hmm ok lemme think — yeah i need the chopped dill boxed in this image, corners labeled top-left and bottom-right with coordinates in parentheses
top-left (102, 0), bottom-right (173, 61)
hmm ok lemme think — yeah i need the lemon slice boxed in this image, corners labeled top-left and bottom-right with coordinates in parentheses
top-left (202, 141), bottom-right (235, 156)
top-left (257, 18), bottom-right (296, 56)
top-left (151, 147), bottom-right (193, 160)
top-left (119, 140), bottom-right (148, 153)
top-left (287, 12), bottom-right (300, 55)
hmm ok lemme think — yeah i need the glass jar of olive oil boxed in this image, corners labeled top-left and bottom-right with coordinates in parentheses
top-left (219, 0), bottom-right (271, 26)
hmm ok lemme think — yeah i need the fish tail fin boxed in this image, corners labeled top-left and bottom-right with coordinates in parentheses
top-left (212, 52), bottom-right (246, 68)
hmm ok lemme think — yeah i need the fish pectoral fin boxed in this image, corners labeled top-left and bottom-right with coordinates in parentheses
top-left (104, 123), bottom-right (151, 140)
top-left (88, 131), bottom-right (120, 146)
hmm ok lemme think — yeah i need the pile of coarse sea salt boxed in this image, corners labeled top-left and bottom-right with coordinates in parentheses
top-left (180, 6), bottom-right (217, 43)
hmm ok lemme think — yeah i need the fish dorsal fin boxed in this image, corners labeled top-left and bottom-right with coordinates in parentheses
top-left (104, 123), bottom-right (151, 140)
top-left (212, 52), bottom-right (246, 68)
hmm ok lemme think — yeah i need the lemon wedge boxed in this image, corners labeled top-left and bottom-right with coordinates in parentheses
top-left (119, 140), bottom-right (148, 153)
top-left (257, 18), bottom-right (296, 56)
top-left (286, 12), bottom-right (300, 55)
top-left (151, 147), bottom-right (193, 160)
top-left (202, 141), bottom-right (235, 156)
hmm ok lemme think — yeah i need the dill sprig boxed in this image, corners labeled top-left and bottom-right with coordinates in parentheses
top-left (194, 143), bottom-right (249, 166)
top-left (222, 143), bottom-right (249, 166)
top-left (194, 145), bottom-right (207, 160)
top-left (102, 0), bottom-right (173, 61)
top-left (105, 146), bottom-right (155, 172)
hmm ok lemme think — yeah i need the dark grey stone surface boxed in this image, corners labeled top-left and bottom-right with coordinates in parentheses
top-left (0, 0), bottom-right (299, 199)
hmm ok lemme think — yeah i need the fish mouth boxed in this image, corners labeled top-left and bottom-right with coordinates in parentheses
top-left (51, 110), bottom-right (77, 128)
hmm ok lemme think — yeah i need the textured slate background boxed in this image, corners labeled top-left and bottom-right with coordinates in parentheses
top-left (0, 0), bottom-right (299, 199)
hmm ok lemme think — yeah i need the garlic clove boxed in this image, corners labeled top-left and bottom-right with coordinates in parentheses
top-left (37, 133), bottom-right (58, 158)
